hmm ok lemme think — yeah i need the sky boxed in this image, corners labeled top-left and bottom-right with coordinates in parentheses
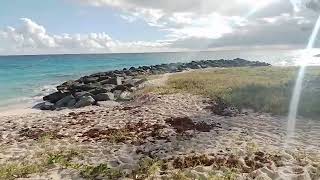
top-left (0, 0), bottom-right (320, 55)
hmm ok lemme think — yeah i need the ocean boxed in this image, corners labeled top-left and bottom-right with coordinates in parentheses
top-left (0, 49), bottom-right (318, 111)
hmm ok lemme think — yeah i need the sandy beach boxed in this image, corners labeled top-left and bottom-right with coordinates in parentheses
top-left (3, 0), bottom-right (320, 178)
top-left (0, 72), bottom-right (319, 180)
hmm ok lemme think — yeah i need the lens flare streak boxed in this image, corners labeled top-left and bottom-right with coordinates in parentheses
top-left (286, 15), bottom-right (320, 144)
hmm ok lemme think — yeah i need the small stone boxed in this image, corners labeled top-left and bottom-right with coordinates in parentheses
top-left (108, 160), bottom-right (120, 167)
top-left (119, 91), bottom-right (132, 100)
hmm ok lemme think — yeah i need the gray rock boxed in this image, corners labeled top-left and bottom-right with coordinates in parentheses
top-left (97, 101), bottom-right (120, 107)
top-left (119, 91), bottom-right (132, 101)
top-left (55, 95), bottom-right (75, 108)
top-left (43, 92), bottom-right (69, 103)
top-left (74, 96), bottom-right (95, 108)
top-left (101, 84), bottom-right (116, 91)
top-left (89, 87), bottom-right (109, 95)
top-left (99, 79), bottom-right (111, 85)
top-left (73, 84), bottom-right (98, 91)
top-left (113, 90), bottom-right (122, 99)
top-left (93, 93), bottom-right (115, 101)
top-left (100, 77), bottom-right (122, 85)
top-left (98, 76), bottom-right (110, 81)
top-left (33, 102), bottom-right (56, 110)
top-left (57, 80), bottom-right (78, 92)
top-left (74, 91), bottom-right (93, 100)
top-left (112, 84), bottom-right (132, 92)
top-left (81, 76), bottom-right (99, 84)
top-left (116, 77), bottom-right (123, 85)
top-left (67, 98), bottom-right (77, 108)
top-left (124, 78), bottom-right (144, 86)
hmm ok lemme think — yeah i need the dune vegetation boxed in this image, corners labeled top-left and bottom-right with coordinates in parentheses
top-left (145, 66), bottom-right (320, 118)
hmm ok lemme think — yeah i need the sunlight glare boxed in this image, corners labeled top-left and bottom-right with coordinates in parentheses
top-left (239, 0), bottom-right (279, 18)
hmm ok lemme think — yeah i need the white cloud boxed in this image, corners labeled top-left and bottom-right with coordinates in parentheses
top-left (306, 0), bottom-right (320, 11)
top-left (77, 0), bottom-right (259, 38)
top-left (76, 0), bottom-right (278, 15)
top-left (0, 18), bottom-right (170, 55)
top-left (2, 0), bottom-right (320, 55)
top-left (164, 13), bottom-right (241, 39)
top-left (0, 18), bottom-right (57, 52)
top-left (169, 13), bottom-right (315, 49)
top-left (74, 0), bottom-right (320, 49)
top-left (119, 14), bottom-right (137, 23)
top-left (75, 0), bottom-right (316, 40)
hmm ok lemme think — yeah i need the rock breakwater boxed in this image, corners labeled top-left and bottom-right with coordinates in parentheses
top-left (36, 58), bottom-right (270, 110)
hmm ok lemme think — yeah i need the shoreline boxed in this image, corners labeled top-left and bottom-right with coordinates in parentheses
top-left (0, 100), bottom-right (43, 117)
top-left (0, 105), bottom-right (40, 117)
top-left (0, 58), bottom-right (269, 116)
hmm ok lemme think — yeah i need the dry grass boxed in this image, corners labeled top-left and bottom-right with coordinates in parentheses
top-left (145, 66), bottom-right (320, 118)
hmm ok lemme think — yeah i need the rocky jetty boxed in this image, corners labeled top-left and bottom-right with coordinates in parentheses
top-left (36, 58), bottom-right (270, 110)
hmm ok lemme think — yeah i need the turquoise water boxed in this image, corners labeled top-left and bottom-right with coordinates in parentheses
top-left (0, 50), bottom-right (300, 109)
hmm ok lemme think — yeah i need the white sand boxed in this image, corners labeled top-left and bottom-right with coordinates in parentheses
top-left (0, 75), bottom-right (319, 179)
top-left (0, 93), bottom-right (319, 179)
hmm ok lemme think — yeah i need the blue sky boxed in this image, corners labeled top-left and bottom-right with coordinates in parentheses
top-left (0, 0), bottom-right (319, 55)
top-left (0, 0), bottom-right (166, 41)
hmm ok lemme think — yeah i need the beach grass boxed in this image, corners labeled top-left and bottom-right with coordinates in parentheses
top-left (0, 149), bottom-right (123, 180)
top-left (145, 66), bottom-right (320, 118)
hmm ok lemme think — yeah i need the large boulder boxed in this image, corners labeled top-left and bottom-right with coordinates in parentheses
top-left (115, 76), bottom-right (123, 85)
top-left (123, 78), bottom-right (144, 87)
top-left (55, 95), bottom-right (76, 108)
top-left (98, 76), bottom-right (110, 81)
top-left (33, 102), bottom-right (56, 110)
top-left (74, 96), bottom-right (95, 108)
top-left (81, 76), bottom-right (99, 84)
top-left (72, 84), bottom-right (99, 91)
top-left (66, 98), bottom-right (77, 108)
top-left (57, 80), bottom-right (78, 92)
top-left (112, 84), bottom-right (132, 92)
top-left (93, 93), bottom-right (115, 101)
top-left (89, 87), bottom-right (109, 95)
top-left (100, 77), bottom-right (123, 85)
top-left (73, 91), bottom-right (93, 100)
top-left (100, 84), bottom-right (116, 91)
top-left (43, 92), bottom-right (69, 103)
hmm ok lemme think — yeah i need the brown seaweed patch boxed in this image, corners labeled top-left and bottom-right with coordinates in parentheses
top-left (165, 117), bottom-right (219, 133)
top-left (80, 121), bottom-right (168, 144)
top-left (18, 128), bottom-right (64, 140)
top-left (205, 97), bottom-right (239, 117)
top-left (171, 152), bottom-right (283, 173)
